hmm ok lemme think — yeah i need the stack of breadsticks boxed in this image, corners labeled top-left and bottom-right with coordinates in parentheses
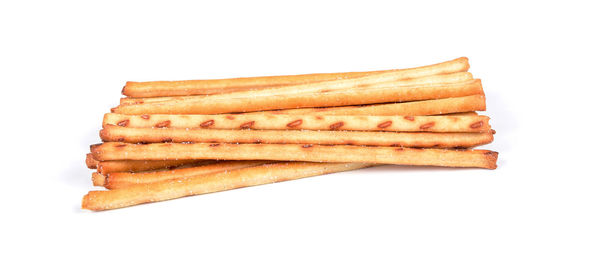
top-left (83, 57), bottom-right (498, 211)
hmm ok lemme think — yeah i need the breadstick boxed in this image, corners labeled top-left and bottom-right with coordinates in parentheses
top-left (96, 159), bottom-right (210, 175)
top-left (91, 142), bottom-right (498, 169)
top-left (100, 125), bottom-right (493, 148)
top-left (122, 57), bottom-right (469, 98)
top-left (94, 160), bottom-right (271, 189)
top-left (83, 162), bottom-right (375, 211)
top-left (102, 113), bottom-right (490, 133)
top-left (106, 96), bottom-right (485, 129)
top-left (119, 72), bottom-right (474, 105)
top-left (86, 153), bottom-right (98, 169)
top-left (113, 80), bottom-right (483, 115)
top-left (270, 95), bottom-right (486, 116)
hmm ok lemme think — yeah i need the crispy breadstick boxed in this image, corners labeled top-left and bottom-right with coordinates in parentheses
top-left (96, 159), bottom-right (210, 175)
top-left (113, 80), bottom-right (483, 115)
top-left (122, 57), bottom-right (469, 98)
top-left (102, 114), bottom-right (489, 133)
top-left (100, 125), bottom-right (493, 148)
top-left (108, 96), bottom-right (485, 125)
top-left (83, 162), bottom-right (375, 211)
top-left (119, 72), bottom-right (474, 105)
top-left (86, 153), bottom-right (98, 169)
top-left (94, 160), bottom-right (271, 188)
top-left (270, 95), bottom-right (486, 116)
top-left (91, 142), bottom-right (498, 169)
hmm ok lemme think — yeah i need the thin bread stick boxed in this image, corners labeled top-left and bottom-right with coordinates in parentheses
top-left (86, 153), bottom-right (98, 169)
top-left (119, 72), bottom-right (473, 105)
top-left (107, 96), bottom-right (486, 125)
top-left (269, 95), bottom-right (486, 116)
top-left (112, 80), bottom-right (483, 115)
top-left (82, 162), bottom-right (375, 211)
top-left (91, 142), bottom-right (498, 169)
top-left (96, 159), bottom-right (210, 175)
top-left (102, 114), bottom-right (490, 132)
top-left (100, 125), bottom-right (494, 148)
top-left (122, 57), bottom-right (469, 98)
top-left (95, 160), bottom-right (271, 189)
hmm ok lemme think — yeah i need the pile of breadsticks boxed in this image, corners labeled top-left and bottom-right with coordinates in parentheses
top-left (83, 57), bottom-right (498, 211)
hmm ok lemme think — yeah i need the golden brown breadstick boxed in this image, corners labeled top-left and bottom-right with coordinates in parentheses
top-left (83, 162), bottom-right (375, 211)
top-left (270, 95), bottom-right (486, 116)
top-left (113, 80), bottom-right (483, 115)
top-left (122, 57), bottom-right (469, 98)
top-left (86, 153), bottom-right (98, 169)
top-left (108, 96), bottom-right (485, 125)
top-left (100, 125), bottom-right (493, 148)
top-left (102, 114), bottom-right (490, 132)
top-left (96, 159), bottom-right (211, 175)
top-left (91, 142), bottom-right (498, 169)
top-left (119, 72), bottom-right (474, 105)
top-left (95, 160), bottom-right (271, 189)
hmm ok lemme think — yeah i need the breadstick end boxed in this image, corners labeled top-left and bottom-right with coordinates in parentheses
top-left (85, 153), bottom-right (98, 169)
top-left (92, 172), bottom-right (106, 187)
top-left (82, 191), bottom-right (101, 211)
top-left (483, 151), bottom-right (499, 169)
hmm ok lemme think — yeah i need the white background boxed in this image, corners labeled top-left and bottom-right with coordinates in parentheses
top-left (1, 1), bottom-right (598, 272)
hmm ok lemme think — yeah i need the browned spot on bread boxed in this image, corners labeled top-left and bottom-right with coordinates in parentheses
top-left (404, 116), bottom-right (415, 121)
top-left (377, 121), bottom-right (392, 128)
top-left (200, 120), bottom-right (215, 128)
top-left (181, 141), bottom-right (195, 144)
top-left (329, 122), bottom-right (344, 130)
top-left (117, 120), bottom-right (129, 127)
top-left (321, 89), bottom-right (334, 93)
top-left (315, 116), bottom-right (323, 120)
top-left (155, 121), bottom-right (171, 128)
top-left (395, 147), bottom-right (405, 151)
top-left (226, 115), bottom-right (235, 120)
top-left (420, 122), bottom-right (435, 130)
top-left (302, 144), bottom-right (313, 148)
top-left (470, 121), bottom-right (483, 129)
top-left (117, 137), bottom-right (125, 142)
top-left (161, 138), bottom-right (173, 143)
top-left (240, 121), bottom-right (255, 129)
top-left (491, 129), bottom-right (496, 134)
top-left (133, 101), bottom-right (144, 105)
top-left (115, 144), bottom-right (127, 148)
top-left (141, 114), bottom-right (150, 119)
top-left (286, 119), bottom-right (303, 128)
top-left (209, 143), bottom-right (220, 147)
top-left (345, 141), bottom-right (355, 145)
top-left (254, 139), bottom-right (262, 144)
